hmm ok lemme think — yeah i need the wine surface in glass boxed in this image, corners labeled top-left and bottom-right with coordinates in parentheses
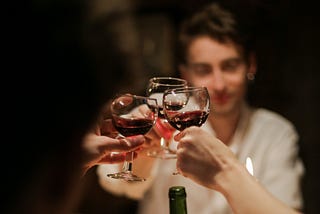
top-left (112, 115), bottom-right (154, 136)
top-left (166, 110), bottom-right (209, 131)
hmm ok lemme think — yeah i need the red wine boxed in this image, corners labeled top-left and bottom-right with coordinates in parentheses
top-left (167, 110), bottom-right (209, 131)
top-left (155, 118), bottom-right (175, 140)
top-left (112, 115), bottom-right (154, 136)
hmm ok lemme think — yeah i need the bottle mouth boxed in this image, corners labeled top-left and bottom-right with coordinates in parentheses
top-left (169, 186), bottom-right (186, 197)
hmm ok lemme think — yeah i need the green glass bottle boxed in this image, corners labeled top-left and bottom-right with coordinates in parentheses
top-left (168, 186), bottom-right (188, 214)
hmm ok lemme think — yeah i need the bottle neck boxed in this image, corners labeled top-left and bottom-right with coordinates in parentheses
top-left (169, 195), bottom-right (187, 214)
top-left (169, 186), bottom-right (188, 214)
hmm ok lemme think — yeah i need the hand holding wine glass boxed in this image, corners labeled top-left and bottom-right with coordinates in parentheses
top-left (163, 86), bottom-right (210, 174)
top-left (107, 94), bottom-right (158, 182)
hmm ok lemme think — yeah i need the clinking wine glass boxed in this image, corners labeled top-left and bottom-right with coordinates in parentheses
top-left (163, 86), bottom-right (210, 174)
top-left (107, 94), bottom-right (158, 182)
top-left (146, 77), bottom-right (188, 159)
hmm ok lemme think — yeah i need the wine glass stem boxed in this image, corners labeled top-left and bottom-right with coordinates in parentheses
top-left (122, 151), bottom-right (134, 173)
top-left (160, 137), bottom-right (169, 149)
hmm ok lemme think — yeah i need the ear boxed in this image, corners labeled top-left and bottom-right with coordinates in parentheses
top-left (247, 53), bottom-right (257, 77)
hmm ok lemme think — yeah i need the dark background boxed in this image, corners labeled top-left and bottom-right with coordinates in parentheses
top-left (77, 0), bottom-right (320, 213)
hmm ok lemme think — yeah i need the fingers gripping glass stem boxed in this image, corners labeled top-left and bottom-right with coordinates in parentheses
top-left (107, 150), bottom-right (146, 182)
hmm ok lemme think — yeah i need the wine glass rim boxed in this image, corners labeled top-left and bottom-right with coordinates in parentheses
top-left (112, 94), bottom-right (158, 107)
top-left (114, 93), bottom-right (157, 100)
top-left (165, 86), bottom-right (208, 93)
top-left (149, 76), bottom-right (187, 86)
top-left (111, 94), bottom-right (158, 120)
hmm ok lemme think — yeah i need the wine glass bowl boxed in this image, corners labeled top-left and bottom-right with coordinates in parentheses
top-left (163, 87), bottom-right (210, 131)
top-left (147, 77), bottom-right (188, 119)
top-left (146, 77), bottom-right (188, 159)
top-left (107, 94), bottom-right (158, 182)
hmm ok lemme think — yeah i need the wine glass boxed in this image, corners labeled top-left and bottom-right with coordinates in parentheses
top-left (107, 94), bottom-right (158, 182)
top-left (146, 77), bottom-right (188, 159)
top-left (163, 86), bottom-right (210, 174)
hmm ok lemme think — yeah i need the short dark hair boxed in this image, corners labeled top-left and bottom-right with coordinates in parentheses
top-left (177, 2), bottom-right (256, 64)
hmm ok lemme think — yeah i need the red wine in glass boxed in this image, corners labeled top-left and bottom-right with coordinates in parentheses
top-left (163, 87), bottom-right (210, 132)
top-left (166, 110), bottom-right (209, 131)
top-left (112, 116), bottom-right (155, 137)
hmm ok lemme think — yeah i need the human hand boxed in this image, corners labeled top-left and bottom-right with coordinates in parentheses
top-left (174, 126), bottom-right (238, 190)
top-left (82, 119), bottom-right (145, 173)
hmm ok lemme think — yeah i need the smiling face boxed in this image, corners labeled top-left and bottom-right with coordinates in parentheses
top-left (180, 36), bottom-right (256, 117)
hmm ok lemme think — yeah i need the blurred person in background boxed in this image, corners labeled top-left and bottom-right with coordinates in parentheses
top-left (2, 0), bottom-right (146, 213)
top-left (97, 2), bottom-right (304, 214)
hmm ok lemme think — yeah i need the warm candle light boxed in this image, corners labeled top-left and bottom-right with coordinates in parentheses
top-left (246, 157), bottom-right (254, 176)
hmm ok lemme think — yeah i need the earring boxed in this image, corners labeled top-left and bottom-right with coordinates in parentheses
top-left (247, 73), bottom-right (255, 81)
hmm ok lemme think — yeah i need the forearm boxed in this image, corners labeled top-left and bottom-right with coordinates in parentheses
top-left (216, 161), bottom-right (300, 214)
